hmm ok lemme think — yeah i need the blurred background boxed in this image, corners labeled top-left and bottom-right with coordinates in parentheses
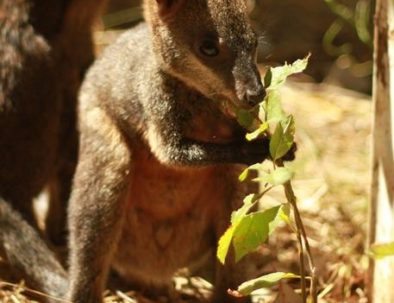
top-left (99, 0), bottom-right (374, 93)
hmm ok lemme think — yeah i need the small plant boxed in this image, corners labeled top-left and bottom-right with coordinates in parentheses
top-left (217, 55), bottom-right (318, 303)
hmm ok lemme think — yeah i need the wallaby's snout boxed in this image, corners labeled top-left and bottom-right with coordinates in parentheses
top-left (233, 56), bottom-right (266, 109)
top-left (246, 82), bottom-right (266, 107)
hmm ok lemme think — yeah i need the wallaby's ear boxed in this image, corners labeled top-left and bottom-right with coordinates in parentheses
top-left (156, 0), bottom-right (184, 19)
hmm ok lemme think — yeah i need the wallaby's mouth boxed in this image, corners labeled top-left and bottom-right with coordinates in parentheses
top-left (218, 94), bottom-right (257, 120)
top-left (214, 87), bottom-right (263, 120)
top-left (231, 93), bottom-right (262, 111)
top-left (234, 100), bottom-right (257, 111)
top-left (234, 83), bottom-right (266, 110)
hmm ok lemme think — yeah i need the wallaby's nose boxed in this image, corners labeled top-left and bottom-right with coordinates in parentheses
top-left (246, 84), bottom-right (266, 107)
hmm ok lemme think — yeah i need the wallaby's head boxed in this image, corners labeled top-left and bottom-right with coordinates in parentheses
top-left (144, 0), bottom-right (265, 110)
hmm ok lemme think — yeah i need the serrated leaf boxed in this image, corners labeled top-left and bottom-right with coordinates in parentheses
top-left (267, 55), bottom-right (310, 90)
top-left (254, 167), bottom-right (294, 186)
top-left (217, 226), bottom-right (235, 264)
top-left (370, 242), bottom-right (394, 259)
top-left (232, 205), bottom-right (286, 262)
top-left (246, 122), bottom-right (269, 141)
top-left (266, 91), bottom-right (285, 123)
top-left (269, 116), bottom-right (295, 161)
top-left (236, 272), bottom-right (300, 296)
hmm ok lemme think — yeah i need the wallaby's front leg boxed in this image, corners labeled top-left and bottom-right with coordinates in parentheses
top-left (145, 86), bottom-right (272, 167)
top-left (68, 107), bottom-right (131, 303)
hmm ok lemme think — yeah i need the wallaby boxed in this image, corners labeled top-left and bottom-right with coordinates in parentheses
top-left (68, 0), bottom-right (292, 302)
top-left (0, 0), bottom-right (107, 297)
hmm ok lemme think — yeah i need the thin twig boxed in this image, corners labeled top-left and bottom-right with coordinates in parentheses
top-left (281, 179), bottom-right (307, 302)
top-left (277, 160), bottom-right (318, 303)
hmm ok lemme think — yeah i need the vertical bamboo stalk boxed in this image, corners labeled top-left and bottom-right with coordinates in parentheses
top-left (368, 0), bottom-right (394, 302)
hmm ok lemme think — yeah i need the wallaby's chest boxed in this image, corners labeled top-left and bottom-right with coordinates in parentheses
top-left (126, 146), bottom-right (224, 218)
top-left (112, 146), bottom-right (237, 286)
top-left (111, 90), bottom-right (245, 286)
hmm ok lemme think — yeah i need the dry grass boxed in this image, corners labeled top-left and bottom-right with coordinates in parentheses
top-left (0, 282), bottom-right (40, 303)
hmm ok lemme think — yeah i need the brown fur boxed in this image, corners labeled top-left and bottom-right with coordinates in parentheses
top-left (68, 1), bottom-right (274, 302)
top-left (0, 0), bottom-right (107, 296)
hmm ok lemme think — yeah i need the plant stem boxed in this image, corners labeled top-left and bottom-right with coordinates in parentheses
top-left (295, 222), bottom-right (307, 303)
top-left (277, 160), bottom-right (318, 303)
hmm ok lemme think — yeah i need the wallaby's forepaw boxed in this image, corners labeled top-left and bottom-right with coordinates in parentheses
top-left (240, 138), bottom-right (270, 166)
top-left (240, 139), bottom-right (297, 165)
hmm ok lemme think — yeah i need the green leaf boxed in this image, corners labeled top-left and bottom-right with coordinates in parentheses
top-left (270, 205), bottom-right (290, 234)
top-left (279, 203), bottom-right (292, 225)
top-left (238, 164), bottom-right (265, 182)
top-left (232, 205), bottom-right (285, 262)
top-left (231, 194), bottom-right (259, 225)
top-left (246, 122), bottom-right (269, 141)
top-left (238, 169), bottom-right (250, 182)
top-left (218, 204), bottom-right (287, 264)
top-left (236, 109), bottom-right (255, 130)
top-left (269, 116), bottom-right (295, 161)
top-left (370, 242), bottom-right (394, 259)
top-left (258, 101), bottom-right (267, 122)
top-left (266, 91), bottom-right (285, 123)
top-left (218, 194), bottom-right (260, 264)
top-left (236, 272), bottom-right (300, 296)
top-left (264, 68), bottom-right (273, 88)
top-left (217, 226), bottom-right (235, 264)
top-left (254, 167), bottom-right (294, 186)
top-left (267, 55), bottom-right (310, 90)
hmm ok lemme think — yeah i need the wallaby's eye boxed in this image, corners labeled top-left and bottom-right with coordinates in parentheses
top-left (199, 40), bottom-right (219, 57)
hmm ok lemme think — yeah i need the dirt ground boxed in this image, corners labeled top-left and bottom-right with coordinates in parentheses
top-left (0, 79), bottom-right (371, 302)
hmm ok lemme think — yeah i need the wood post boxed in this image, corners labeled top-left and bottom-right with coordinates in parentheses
top-left (369, 0), bottom-right (394, 301)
